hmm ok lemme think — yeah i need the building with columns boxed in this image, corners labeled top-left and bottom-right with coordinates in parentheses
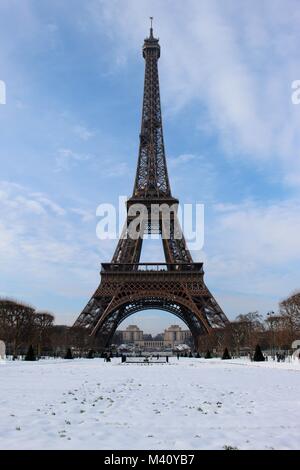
top-left (121, 325), bottom-right (144, 343)
top-left (163, 325), bottom-right (192, 347)
top-left (116, 324), bottom-right (192, 350)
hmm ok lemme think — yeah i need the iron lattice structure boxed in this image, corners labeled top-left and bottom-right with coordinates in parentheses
top-left (73, 26), bottom-right (229, 350)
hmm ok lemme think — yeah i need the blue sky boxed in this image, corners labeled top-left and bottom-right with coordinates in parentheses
top-left (0, 0), bottom-right (300, 334)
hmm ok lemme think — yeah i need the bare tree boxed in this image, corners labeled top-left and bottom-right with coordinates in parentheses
top-left (48, 325), bottom-right (69, 356)
top-left (0, 299), bottom-right (35, 356)
top-left (265, 314), bottom-right (290, 351)
top-left (230, 320), bottom-right (250, 355)
top-left (34, 312), bottom-right (55, 356)
top-left (279, 292), bottom-right (300, 343)
top-left (233, 312), bottom-right (265, 350)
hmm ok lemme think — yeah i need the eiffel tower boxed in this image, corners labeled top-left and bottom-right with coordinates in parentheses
top-left (73, 23), bottom-right (229, 350)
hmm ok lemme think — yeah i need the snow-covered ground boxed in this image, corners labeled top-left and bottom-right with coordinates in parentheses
top-left (0, 357), bottom-right (300, 450)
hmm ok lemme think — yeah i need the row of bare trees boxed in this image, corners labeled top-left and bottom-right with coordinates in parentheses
top-left (0, 298), bottom-right (98, 357)
top-left (1, 292), bottom-right (300, 356)
top-left (198, 292), bottom-right (300, 354)
top-left (0, 299), bottom-right (55, 356)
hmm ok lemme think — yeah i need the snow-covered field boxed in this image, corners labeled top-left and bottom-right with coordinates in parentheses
top-left (0, 357), bottom-right (300, 450)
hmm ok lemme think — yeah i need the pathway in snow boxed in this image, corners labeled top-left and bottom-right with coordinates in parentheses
top-left (0, 357), bottom-right (300, 449)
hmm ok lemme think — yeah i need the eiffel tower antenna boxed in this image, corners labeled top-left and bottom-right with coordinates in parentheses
top-left (150, 16), bottom-right (154, 36)
top-left (73, 26), bottom-right (229, 351)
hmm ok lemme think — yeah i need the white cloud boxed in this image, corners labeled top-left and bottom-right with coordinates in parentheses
top-left (169, 153), bottom-right (199, 168)
top-left (0, 183), bottom-right (67, 218)
top-left (71, 207), bottom-right (95, 223)
top-left (73, 125), bottom-right (95, 141)
top-left (100, 161), bottom-right (130, 178)
top-left (30, 193), bottom-right (66, 216)
top-left (55, 148), bottom-right (92, 171)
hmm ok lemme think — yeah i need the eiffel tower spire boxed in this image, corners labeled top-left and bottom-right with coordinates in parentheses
top-left (133, 21), bottom-right (171, 198)
top-left (112, 25), bottom-right (191, 265)
top-left (149, 16), bottom-right (154, 38)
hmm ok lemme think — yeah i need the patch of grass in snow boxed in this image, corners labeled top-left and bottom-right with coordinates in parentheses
top-left (223, 445), bottom-right (238, 450)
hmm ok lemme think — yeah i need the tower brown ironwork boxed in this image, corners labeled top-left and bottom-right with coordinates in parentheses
top-left (73, 24), bottom-right (229, 350)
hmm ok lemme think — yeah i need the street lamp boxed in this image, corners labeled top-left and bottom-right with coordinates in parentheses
top-left (267, 311), bottom-right (275, 358)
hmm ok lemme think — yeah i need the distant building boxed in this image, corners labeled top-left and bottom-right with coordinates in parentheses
top-left (142, 340), bottom-right (165, 350)
top-left (143, 334), bottom-right (153, 341)
top-left (118, 325), bottom-right (144, 343)
top-left (164, 325), bottom-right (192, 347)
top-left (115, 324), bottom-right (192, 351)
top-left (153, 333), bottom-right (164, 341)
